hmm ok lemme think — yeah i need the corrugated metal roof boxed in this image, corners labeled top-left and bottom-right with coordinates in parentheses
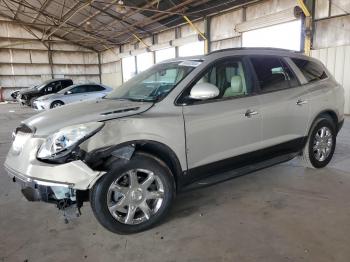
top-left (0, 0), bottom-right (255, 51)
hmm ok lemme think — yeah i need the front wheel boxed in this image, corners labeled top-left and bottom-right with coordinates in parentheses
top-left (50, 100), bottom-right (64, 109)
top-left (90, 152), bottom-right (175, 234)
top-left (301, 117), bottom-right (336, 168)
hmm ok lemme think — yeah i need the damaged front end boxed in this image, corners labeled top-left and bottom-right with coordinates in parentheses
top-left (7, 166), bottom-right (83, 223)
top-left (4, 123), bottom-right (104, 223)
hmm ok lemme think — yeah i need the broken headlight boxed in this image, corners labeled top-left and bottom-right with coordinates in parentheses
top-left (37, 122), bottom-right (104, 160)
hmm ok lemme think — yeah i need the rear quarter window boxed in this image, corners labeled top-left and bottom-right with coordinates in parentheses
top-left (291, 58), bottom-right (328, 83)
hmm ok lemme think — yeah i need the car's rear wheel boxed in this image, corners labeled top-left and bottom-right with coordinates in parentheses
top-left (90, 152), bottom-right (175, 234)
top-left (50, 100), bottom-right (64, 109)
top-left (302, 116), bottom-right (336, 168)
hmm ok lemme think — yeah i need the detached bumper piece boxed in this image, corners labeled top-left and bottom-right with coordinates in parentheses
top-left (9, 171), bottom-right (82, 223)
top-left (12, 175), bottom-right (76, 206)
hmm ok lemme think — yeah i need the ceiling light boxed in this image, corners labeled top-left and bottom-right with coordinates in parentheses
top-left (85, 21), bottom-right (93, 31)
top-left (115, 0), bottom-right (127, 14)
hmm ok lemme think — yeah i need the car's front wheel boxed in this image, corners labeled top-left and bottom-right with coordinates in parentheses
top-left (90, 152), bottom-right (175, 234)
top-left (50, 100), bottom-right (64, 109)
top-left (302, 116), bottom-right (336, 168)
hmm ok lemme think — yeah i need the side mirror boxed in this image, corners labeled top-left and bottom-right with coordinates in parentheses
top-left (65, 91), bottom-right (72, 95)
top-left (189, 82), bottom-right (219, 100)
top-left (47, 87), bottom-right (53, 92)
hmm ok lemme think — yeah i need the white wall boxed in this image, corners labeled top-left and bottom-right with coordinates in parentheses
top-left (100, 47), bottom-right (123, 88)
top-left (311, 46), bottom-right (350, 114)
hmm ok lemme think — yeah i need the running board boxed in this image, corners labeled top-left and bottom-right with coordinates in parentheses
top-left (181, 153), bottom-right (297, 192)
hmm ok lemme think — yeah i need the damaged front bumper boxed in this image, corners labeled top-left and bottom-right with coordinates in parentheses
top-left (5, 164), bottom-right (75, 204)
top-left (4, 135), bottom-right (105, 208)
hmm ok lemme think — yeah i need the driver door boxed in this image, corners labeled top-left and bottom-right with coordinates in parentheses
top-left (182, 57), bottom-right (262, 174)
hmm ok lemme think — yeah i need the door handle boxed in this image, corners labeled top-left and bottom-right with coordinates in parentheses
top-left (245, 109), bottom-right (259, 118)
top-left (296, 99), bottom-right (308, 106)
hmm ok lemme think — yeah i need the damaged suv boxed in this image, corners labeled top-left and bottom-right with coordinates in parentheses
top-left (4, 48), bottom-right (344, 234)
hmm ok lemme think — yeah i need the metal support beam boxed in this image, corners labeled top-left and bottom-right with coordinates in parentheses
top-left (31, 0), bottom-right (53, 23)
top-left (7, 0), bottom-right (117, 49)
top-left (92, 0), bottom-right (160, 34)
top-left (48, 41), bottom-right (54, 79)
top-left (98, 52), bottom-right (102, 84)
top-left (13, 0), bottom-right (24, 20)
top-left (204, 16), bottom-right (211, 53)
top-left (60, 0), bottom-right (120, 38)
top-left (108, 0), bottom-right (199, 42)
top-left (183, 15), bottom-right (208, 54)
top-left (45, 0), bottom-right (95, 40)
top-left (297, 0), bottom-right (312, 56)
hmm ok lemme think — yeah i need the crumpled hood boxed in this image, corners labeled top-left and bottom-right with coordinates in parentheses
top-left (19, 87), bottom-right (40, 96)
top-left (23, 99), bottom-right (153, 136)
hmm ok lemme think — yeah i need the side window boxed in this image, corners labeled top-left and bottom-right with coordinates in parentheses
top-left (189, 58), bottom-right (252, 99)
top-left (45, 82), bottom-right (56, 93)
top-left (291, 58), bottom-right (327, 83)
top-left (86, 85), bottom-right (105, 92)
top-left (250, 56), bottom-right (298, 93)
top-left (70, 86), bottom-right (88, 94)
top-left (53, 81), bottom-right (62, 92)
top-left (62, 80), bottom-right (72, 88)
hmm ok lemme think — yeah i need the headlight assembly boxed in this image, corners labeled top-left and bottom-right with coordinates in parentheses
top-left (37, 122), bottom-right (104, 160)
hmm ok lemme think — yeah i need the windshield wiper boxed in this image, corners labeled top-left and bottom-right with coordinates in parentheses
top-left (122, 97), bottom-right (155, 103)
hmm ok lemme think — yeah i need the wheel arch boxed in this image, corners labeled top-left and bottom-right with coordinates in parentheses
top-left (85, 140), bottom-right (183, 189)
top-left (309, 109), bottom-right (339, 135)
top-left (50, 100), bottom-right (64, 108)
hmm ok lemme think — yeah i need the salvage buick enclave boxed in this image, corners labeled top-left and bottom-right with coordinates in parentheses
top-left (4, 48), bottom-right (344, 234)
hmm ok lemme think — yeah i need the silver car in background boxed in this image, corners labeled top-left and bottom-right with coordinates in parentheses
top-left (33, 83), bottom-right (113, 110)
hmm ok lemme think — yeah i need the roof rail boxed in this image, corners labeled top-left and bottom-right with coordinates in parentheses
top-left (207, 47), bottom-right (302, 55)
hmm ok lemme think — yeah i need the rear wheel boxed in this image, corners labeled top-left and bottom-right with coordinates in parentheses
top-left (90, 152), bottom-right (175, 234)
top-left (302, 116), bottom-right (336, 168)
top-left (50, 100), bottom-right (64, 109)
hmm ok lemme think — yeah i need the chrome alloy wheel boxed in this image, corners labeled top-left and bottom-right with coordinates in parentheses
top-left (106, 169), bottom-right (165, 225)
top-left (313, 126), bottom-right (333, 162)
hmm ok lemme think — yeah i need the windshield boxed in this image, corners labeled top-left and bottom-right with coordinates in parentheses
top-left (106, 61), bottom-right (200, 102)
top-left (35, 79), bottom-right (54, 90)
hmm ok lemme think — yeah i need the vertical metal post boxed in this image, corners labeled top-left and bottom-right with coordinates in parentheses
top-left (183, 15), bottom-right (208, 54)
top-left (204, 16), bottom-right (211, 53)
top-left (297, 0), bottom-right (312, 56)
top-left (98, 52), bottom-right (102, 84)
top-left (175, 27), bottom-right (180, 58)
top-left (47, 42), bottom-right (54, 79)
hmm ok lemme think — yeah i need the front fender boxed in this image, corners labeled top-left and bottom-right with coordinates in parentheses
top-left (79, 113), bottom-right (187, 171)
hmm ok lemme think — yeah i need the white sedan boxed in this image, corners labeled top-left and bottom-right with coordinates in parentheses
top-left (33, 83), bottom-right (113, 110)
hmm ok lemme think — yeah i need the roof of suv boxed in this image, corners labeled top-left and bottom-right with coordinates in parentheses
top-left (160, 47), bottom-right (316, 65)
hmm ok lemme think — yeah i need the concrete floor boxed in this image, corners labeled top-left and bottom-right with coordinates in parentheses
top-left (1, 103), bottom-right (350, 262)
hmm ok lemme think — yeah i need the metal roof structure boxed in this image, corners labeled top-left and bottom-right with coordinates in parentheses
top-left (0, 0), bottom-right (253, 51)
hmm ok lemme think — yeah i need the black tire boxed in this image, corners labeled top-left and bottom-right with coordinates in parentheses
top-left (50, 100), bottom-right (64, 109)
top-left (301, 116), bottom-right (336, 168)
top-left (90, 152), bottom-right (176, 234)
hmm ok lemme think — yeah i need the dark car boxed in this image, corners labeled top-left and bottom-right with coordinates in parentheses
top-left (10, 90), bottom-right (20, 100)
top-left (18, 79), bottom-right (73, 106)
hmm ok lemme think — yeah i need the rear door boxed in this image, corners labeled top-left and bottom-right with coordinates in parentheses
top-left (64, 85), bottom-right (89, 103)
top-left (83, 85), bottom-right (107, 100)
top-left (249, 55), bottom-right (310, 150)
top-left (182, 57), bottom-right (262, 173)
